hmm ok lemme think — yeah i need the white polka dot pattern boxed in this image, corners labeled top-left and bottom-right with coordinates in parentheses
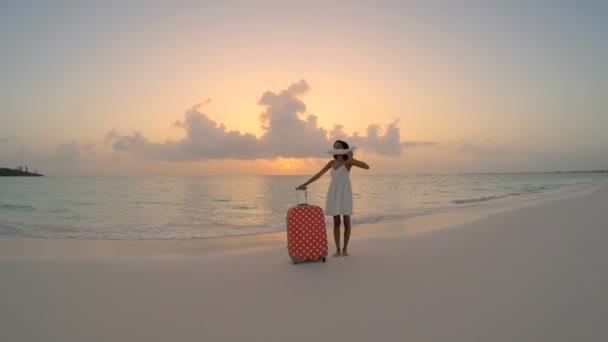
top-left (287, 205), bottom-right (328, 261)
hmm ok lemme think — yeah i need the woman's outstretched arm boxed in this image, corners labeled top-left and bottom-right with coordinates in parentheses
top-left (296, 160), bottom-right (333, 190)
top-left (349, 158), bottom-right (370, 170)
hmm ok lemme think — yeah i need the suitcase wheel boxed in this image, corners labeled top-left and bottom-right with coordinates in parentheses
top-left (322, 257), bottom-right (326, 263)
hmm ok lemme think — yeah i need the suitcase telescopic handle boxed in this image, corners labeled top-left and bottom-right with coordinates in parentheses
top-left (295, 190), bottom-right (308, 206)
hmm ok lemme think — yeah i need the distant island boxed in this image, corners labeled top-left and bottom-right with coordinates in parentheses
top-left (0, 167), bottom-right (44, 177)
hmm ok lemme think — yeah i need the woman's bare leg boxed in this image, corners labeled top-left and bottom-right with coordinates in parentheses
top-left (342, 215), bottom-right (351, 256)
top-left (333, 215), bottom-right (341, 257)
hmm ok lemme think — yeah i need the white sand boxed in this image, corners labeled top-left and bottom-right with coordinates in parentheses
top-left (1, 183), bottom-right (608, 342)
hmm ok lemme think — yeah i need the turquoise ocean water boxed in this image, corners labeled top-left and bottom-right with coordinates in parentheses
top-left (0, 173), bottom-right (606, 240)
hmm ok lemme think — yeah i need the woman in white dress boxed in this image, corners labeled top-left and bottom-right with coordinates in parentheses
top-left (296, 140), bottom-right (370, 257)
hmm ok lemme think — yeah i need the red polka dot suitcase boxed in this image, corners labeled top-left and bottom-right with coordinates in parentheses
top-left (287, 191), bottom-right (328, 264)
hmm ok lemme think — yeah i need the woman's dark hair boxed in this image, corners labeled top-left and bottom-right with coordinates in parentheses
top-left (333, 140), bottom-right (350, 161)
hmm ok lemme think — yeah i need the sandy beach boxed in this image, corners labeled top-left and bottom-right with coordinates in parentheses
top-left (2, 183), bottom-right (607, 342)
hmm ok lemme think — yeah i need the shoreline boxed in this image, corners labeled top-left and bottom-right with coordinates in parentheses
top-left (1, 174), bottom-right (606, 241)
top-left (1, 180), bottom-right (604, 261)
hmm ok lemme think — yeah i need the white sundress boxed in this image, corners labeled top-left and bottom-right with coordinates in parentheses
top-left (325, 164), bottom-right (353, 216)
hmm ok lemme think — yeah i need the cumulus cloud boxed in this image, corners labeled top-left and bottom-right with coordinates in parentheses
top-left (106, 107), bottom-right (263, 160)
top-left (257, 80), bottom-right (329, 158)
top-left (106, 80), bottom-right (431, 160)
top-left (332, 120), bottom-right (436, 157)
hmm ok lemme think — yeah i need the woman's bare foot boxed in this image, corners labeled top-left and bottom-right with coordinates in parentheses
top-left (342, 249), bottom-right (349, 257)
top-left (333, 251), bottom-right (341, 257)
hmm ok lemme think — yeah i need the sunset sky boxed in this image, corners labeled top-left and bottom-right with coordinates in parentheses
top-left (1, 0), bottom-right (607, 175)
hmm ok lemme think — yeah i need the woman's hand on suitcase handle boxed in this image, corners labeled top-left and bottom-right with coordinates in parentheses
top-left (296, 184), bottom-right (307, 190)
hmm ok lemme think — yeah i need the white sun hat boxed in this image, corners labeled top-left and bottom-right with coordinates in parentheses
top-left (326, 146), bottom-right (356, 155)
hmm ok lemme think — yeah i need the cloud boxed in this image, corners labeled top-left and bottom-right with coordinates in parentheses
top-left (106, 109), bottom-right (263, 161)
top-left (333, 120), bottom-right (436, 157)
top-left (106, 80), bottom-right (432, 161)
top-left (256, 80), bottom-right (329, 158)
top-left (53, 141), bottom-right (95, 164)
